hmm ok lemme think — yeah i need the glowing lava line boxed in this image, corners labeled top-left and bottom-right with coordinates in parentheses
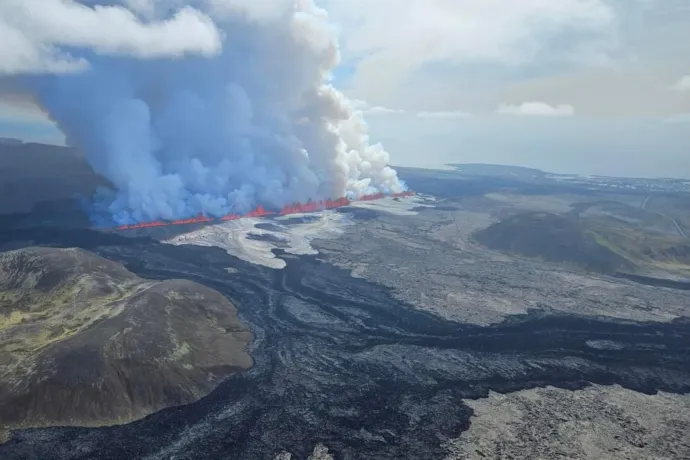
top-left (104, 192), bottom-right (414, 231)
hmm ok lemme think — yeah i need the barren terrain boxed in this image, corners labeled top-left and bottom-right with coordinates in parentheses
top-left (0, 158), bottom-right (689, 459)
top-left (315, 194), bottom-right (690, 326)
top-left (445, 385), bottom-right (690, 460)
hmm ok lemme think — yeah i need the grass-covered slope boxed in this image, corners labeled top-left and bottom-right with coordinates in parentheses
top-left (0, 247), bottom-right (252, 442)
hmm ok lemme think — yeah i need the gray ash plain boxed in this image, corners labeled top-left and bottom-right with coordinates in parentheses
top-left (0, 226), bottom-right (689, 459)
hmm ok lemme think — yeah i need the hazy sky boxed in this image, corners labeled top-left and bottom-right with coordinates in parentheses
top-left (1, 0), bottom-right (689, 178)
top-left (326, 0), bottom-right (690, 178)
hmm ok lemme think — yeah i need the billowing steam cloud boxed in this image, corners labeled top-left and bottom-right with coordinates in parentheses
top-left (1, 0), bottom-right (404, 224)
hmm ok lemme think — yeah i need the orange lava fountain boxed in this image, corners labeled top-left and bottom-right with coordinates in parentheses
top-left (105, 191), bottom-right (414, 231)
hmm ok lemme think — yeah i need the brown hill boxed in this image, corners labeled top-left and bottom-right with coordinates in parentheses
top-left (0, 247), bottom-right (252, 442)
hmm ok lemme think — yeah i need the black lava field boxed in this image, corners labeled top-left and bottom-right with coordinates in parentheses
top-left (1, 228), bottom-right (689, 460)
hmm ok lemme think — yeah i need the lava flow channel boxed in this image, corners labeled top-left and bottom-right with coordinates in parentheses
top-left (106, 192), bottom-right (414, 231)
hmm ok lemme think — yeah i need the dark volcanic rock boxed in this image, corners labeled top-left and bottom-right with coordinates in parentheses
top-left (336, 206), bottom-right (380, 220)
top-left (0, 229), bottom-right (688, 459)
top-left (280, 215), bottom-right (321, 225)
top-left (0, 247), bottom-right (252, 441)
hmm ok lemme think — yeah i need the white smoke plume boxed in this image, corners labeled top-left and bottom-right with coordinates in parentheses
top-left (1, 0), bottom-right (405, 224)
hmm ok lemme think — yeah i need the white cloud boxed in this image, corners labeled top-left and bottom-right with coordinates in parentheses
top-left (122, 0), bottom-right (156, 16)
top-left (350, 99), bottom-right (405, 115)
top-left (0, 1), bottom-right (221, 75)
top-left (672, 75), bottom-right (690, 91)
top-left (497, 102), bottom-right (576, 117)
top-left (327, 0), bottom-right (616, 103)
top-left (365, 106), bottom-right (406, 116)
top-left (417, 111), bottom-right (472, 119)
top-left (331, 0), bottom-right (614, 64)
top-left (208, 0), bottom-right (294, 22)
top-left (354, 102), bottom-right (472, 118)
top-left (326, 0), bottom-right (690, 118)
top-left (349, 99), bottom-right (369, 109)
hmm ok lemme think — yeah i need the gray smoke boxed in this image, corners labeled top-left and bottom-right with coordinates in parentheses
top-left (0, 0), bottom-right (404, 223)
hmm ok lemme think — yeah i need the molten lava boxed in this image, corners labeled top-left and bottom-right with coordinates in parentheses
top-left (358, 192), bottom-right (385, 201)
top-left (245, 205), bottom-right (274, 218)
top-left (278, 197), bottom-right (352, 215)
top-left (108, 191), bottom-right (415, 231)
